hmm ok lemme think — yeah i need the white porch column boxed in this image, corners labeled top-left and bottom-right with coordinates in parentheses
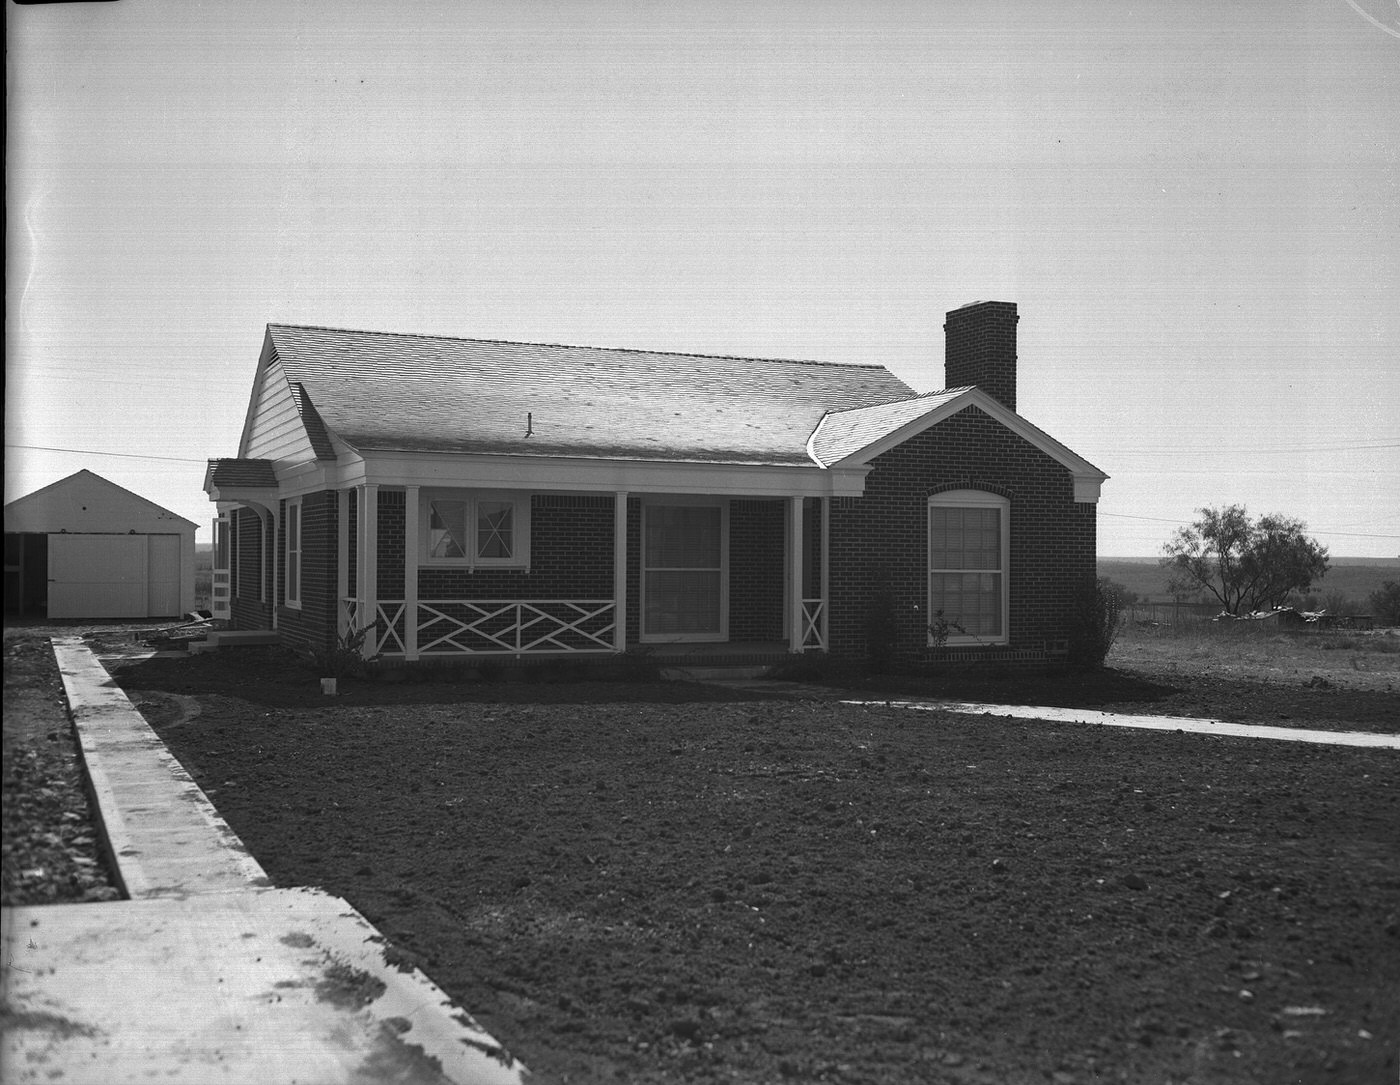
top-left (358, 484), bottom-right (379, 657)
top-left (613, 491), bottom-right (629, 652)
top-left (819, 496), bottom-right (830, 650)
top-left (270, 504), bottom-right (281, 631)
top-left (404, 485), bottom-right (420, 660)
top-left (336, 490), bottom-right (350, 638)
top-left (788, 495), bottom-right (805, 653)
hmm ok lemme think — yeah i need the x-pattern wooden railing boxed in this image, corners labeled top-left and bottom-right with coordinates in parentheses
top-left (341, 598), bottom-right (617, 656)
top-left (801, 597), bottom-right (827, 651)
top-left (418, 599), bottom-right (616, 655)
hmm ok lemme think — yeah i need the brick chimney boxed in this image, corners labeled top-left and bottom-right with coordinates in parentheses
top-left (944, 300), bottom-right (1018, 412)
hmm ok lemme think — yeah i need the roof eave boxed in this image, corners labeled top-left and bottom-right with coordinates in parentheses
top-left (822, 388), bottom-right (1110, 498)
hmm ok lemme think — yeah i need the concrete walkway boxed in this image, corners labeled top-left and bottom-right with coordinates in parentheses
top-left (1, 638), bottom-right (526, 1085)
top-left (840, 698), bottom-right (1400, 749)
top-left (707, 678), bottom-right (1398, 749)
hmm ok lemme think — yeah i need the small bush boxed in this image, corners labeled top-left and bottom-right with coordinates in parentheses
top-left (1069, 577), bottom-right (1125, 668)
top-left (1369, 580), bottom-right (1400, 626)
top-left (309, 622), bottom-right (381, 680)
top-left (865, 586), bottom-right (901, 671)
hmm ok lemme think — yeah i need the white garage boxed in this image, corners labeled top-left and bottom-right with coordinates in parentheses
top-left (4, 470), bottom-right (197, 620)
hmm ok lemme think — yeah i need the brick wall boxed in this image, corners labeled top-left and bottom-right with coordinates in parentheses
top-left (827, 404), bottom-right (1096, 663)
top-left (730, 499), bottom-right (785, 641)
top-left (276, 490), bottom-right (339, 656)
top-left (377, 490), bottom-right (406, 599)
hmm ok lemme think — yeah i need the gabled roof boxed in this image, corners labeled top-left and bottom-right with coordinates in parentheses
top-left (263, 324), bottom-right (915, 466)
top-left (809, 386), bottom-right (1108, 498)
top-left (4, 469), bottom-right (197, 530)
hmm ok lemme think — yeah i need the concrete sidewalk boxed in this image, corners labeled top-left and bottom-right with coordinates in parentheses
top-left (1, 638), bottom-right (526, 1085)
top-left (842, 698), bottom-right (1400, 749)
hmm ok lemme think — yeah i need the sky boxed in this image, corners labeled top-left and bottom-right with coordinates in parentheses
top-left (6, 0), bottom-right (1399, 558)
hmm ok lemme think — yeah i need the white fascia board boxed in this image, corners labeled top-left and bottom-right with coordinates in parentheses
top-left (828, 388), bottom-right (1110, 503)
top-left (274, 460), bottom-right (334, 498)
top-left (208, 487), bottom-right (279, 510)
top-left (339, 451), bottom-right (872, 498)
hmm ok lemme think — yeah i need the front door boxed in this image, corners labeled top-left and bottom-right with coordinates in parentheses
top-left (641, 503), bottom-right (727, 642)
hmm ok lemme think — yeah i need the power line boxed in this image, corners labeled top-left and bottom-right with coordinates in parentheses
top-left (1107, 442), bottom-right (1400, 456)
top-left (4, 443), bottom-right (211, 465)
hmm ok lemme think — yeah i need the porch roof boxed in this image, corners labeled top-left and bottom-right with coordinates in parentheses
top-left (205, 458), bottom-right (278, 488)
top-left (265, 324), bottom-right (915, 467)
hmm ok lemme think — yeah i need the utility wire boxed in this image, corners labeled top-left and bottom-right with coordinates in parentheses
top-left (4, 443), bottom-right (211, 465)
top-left (1108, 442), bottom-right (1400, 456)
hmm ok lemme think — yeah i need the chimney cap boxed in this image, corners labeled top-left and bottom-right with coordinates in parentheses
top-left (948, 299), bottom-right (1016, 312)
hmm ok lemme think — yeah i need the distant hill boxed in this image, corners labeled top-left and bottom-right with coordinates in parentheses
top-left (1099, 557), bottom-right (1398, 610)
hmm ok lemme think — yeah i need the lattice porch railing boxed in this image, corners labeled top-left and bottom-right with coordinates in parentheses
top-left (801, 597), bottom-right (827, 651)
top-left (343, 598), bottom-right (617, 657)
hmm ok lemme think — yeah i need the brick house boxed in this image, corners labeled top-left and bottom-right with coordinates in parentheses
top-left (204, 301), bottom-right (1106, 667)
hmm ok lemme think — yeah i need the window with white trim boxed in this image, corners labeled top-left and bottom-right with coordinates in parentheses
top-left (422, 492), bottom-right (530, 569)
top-left (927, 490), bottom-right (1009, 645)
top-left (285, 498), bottom-right (303, 609)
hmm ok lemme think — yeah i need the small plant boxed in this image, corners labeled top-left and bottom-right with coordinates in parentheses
top-left (311, 622), bottom-right (382, 681)
top-left (1069, 577), bottom-right (1125, 668)
top-left (927, 609), bottom-right (988, 651)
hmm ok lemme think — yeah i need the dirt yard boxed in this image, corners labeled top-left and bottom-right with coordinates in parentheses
top-left (4, 624), bottom-right (1399, 1084)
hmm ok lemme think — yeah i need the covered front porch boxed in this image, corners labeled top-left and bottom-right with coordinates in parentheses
top-left (339, 487), bottom-right (829, 662)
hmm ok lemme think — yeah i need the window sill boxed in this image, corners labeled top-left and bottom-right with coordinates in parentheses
top-left (421, 561), bottom-right (530, 571)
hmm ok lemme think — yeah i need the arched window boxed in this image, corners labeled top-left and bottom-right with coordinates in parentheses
top-left (927, 490), bottom-right (1009, 645)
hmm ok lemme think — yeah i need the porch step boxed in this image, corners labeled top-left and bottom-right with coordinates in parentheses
top-left (194, 630), bottom-right (280, 651)
top-left (661, 664), bottom-right (775, 681)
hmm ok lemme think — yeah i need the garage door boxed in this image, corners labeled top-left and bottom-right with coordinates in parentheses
top-left (48, 535), bottom-right (148, 619)
top-left (147, 535), bottom-right (182, 616)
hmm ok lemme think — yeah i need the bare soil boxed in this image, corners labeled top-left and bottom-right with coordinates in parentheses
top-left (4, 624), bottom-right (1399, 1084)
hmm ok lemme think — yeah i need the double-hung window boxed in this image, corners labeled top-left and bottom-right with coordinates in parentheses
top-left (927, 490), bottom-right (1008, 645)
top-left (423, 492), bottom-right (530, 569)
top-left (285, 498), bottom-right (303, 609)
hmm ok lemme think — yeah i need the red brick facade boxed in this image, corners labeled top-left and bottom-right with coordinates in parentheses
top-left (274, 490), bottom-right (339, 657)
top-left (230, 408), bottom-right (1094, 665)
top-left (729, 499), bottom-right (786, 642)
top-left (827, 404), bottom-right (1095, 663)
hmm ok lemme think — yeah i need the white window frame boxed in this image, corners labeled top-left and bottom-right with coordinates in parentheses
top-left (285, 498), bottom-right (303, 610)
top-left (927, 490), bottom-right (1009, 646)
top-left (420, 490), bottom-right (531, 570)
